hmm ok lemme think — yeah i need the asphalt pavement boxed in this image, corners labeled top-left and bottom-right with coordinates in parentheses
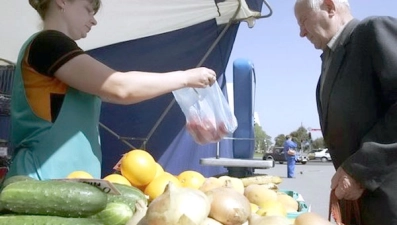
top-left (255, 160), bottom-right (335, 220)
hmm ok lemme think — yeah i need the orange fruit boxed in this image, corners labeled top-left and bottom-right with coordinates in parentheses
top-left (144, 172), bottom-right (182, 201)
top-left (103, 174), bottom-right (131, 186)
top-left (120, 149), bottom-right (157, 187)
top-left (136, 184), bottom-right (147, 192)
top-left (134, 163), bottom-right (163, 191)
top-left (66, 171), bottom-right (93, 179)
top-left (154, 163), bottom-right (165, 179)
top-left (177, 170), bottom-right (205, 189)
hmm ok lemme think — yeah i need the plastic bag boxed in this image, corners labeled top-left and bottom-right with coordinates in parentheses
top-left (173, 82), bottom-right (238, 145)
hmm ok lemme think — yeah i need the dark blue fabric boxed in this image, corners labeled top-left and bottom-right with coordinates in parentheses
top-left (0, 117), bottom-right (10, 142)
top-left (246, 0), bottom-right (265, 12)
top-left (0, 66), bottom-right (14, 147)
top-left (87, 20), bottom-right (240, 177)
top-left (215, 0), bottom-right (263, 12)
top-left (232, 59), bottom-right (255, 159)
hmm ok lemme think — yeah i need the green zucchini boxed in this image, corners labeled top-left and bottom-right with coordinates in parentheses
top-left (0, 215), bottom-right (104, 225)
top-left (0, 180), bottom-right (107, 217)
top-left (107, 183), bottom-right (148, 212)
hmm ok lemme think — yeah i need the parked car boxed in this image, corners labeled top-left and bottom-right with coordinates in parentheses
top-left (307, 149), bottom-right (322, 160)
top-left (311, 148), bottom-right (332, 162)
top-left (262, 147), bottom-right (308, 165)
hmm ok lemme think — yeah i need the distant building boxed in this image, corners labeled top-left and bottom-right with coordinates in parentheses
top-left (254, 112), bottom-right (261, 126)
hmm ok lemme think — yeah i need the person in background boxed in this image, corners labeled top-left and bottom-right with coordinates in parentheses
top-left (7, 0), bottom-right (217, 181)
top-left (294, 0), bottom-right (397, 224)
top-left (283, 135), bottom-right (297, 178)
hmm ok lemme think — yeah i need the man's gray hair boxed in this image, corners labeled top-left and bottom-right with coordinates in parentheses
top-left (296, 0), bottom-right (350, 10)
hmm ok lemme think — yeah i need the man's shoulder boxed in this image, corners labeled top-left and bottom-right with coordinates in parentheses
top-left (357, 16), bottom-right (397, 30)
top-left (349, 16), bottom-right (397, 44)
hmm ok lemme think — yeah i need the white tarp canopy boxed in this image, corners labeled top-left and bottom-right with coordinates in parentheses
top-left (0, 0), bottom-right (270, 177)
top-left (0, 0), bottom-right (260, 63)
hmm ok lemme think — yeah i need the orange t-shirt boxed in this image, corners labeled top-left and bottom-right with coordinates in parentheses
top-left (22, 30), bottom-right (84, 122)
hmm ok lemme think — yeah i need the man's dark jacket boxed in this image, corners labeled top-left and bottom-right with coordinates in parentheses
top-left (317, 16), bottom-right (397, 225)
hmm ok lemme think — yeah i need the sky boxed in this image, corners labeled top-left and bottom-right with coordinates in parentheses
top-left (225, 0), bottom-right (397, 141)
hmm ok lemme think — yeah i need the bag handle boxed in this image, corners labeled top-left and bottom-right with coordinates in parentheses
top-left (329, 189), bottom-right (344, 225)
top-left (328, 189), bottom-right (361, 225)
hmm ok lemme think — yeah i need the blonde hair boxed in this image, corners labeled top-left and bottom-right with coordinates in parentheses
top-left (296, 0), bottom-right (350, 11)
top-left (29, 0), bottom-right (101, 20)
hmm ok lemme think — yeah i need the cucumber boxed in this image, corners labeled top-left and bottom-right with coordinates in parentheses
top-left (93, 202), bottom-right (133, 225)
top-left (0, 215), bottom-right (104, 225)
top-left (0, 175), bottom-right (35, 191)
top-left (107, 183), bottom-right (148, 212)
top-left (0, 180), bottom-right (107, 217)
top-left (0, 176), bottom-right (35, 215)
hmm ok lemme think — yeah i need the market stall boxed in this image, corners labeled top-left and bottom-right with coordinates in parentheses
top-left (0, 1), bottom-right (337, 224)
top-left (1, 0), bottom-right (272, 178)
top-left (0, 149), bottom-right (336, 225)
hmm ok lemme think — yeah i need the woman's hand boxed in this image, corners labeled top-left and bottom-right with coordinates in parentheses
top-left (184, 67), bottom-right (217, 88)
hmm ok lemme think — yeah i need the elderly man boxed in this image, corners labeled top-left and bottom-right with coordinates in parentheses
top-left (294, 0), bottom-right (397, 224)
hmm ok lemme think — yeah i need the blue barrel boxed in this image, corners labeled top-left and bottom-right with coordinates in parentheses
top-left (232, 58), bottom-right (256, 159)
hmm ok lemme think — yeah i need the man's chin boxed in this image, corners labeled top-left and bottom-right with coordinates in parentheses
top-left (309, 41), bottom-right (322, 50)
top-left (313, 44), bottom-right (323, 50)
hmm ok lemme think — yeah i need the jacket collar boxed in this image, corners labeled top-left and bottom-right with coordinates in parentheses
top-left (317, 19), bottom-right (360, 135)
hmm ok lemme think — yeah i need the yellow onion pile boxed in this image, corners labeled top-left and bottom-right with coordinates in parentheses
top-left (205, 186), bottom-right (251, 225)
top-left (143, 182), bottom-right (211, 225)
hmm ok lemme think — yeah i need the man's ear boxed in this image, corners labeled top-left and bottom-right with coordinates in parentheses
top-left (323, 0), bottom-right (336, 17)
top-left (54, 0), bottom-right (67, 10)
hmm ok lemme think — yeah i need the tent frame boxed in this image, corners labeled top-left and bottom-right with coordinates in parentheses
top-left (98, 0), bottom-right (274, 151)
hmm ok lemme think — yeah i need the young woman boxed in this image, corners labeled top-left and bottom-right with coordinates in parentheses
top-left (8, 0), bottom-right (217, 180)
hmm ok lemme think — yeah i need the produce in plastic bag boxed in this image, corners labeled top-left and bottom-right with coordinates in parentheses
top-left (173, 81), bottom-right (237, 144)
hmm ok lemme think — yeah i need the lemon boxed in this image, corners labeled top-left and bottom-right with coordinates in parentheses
top-left (103, 173), bottom-right (131, 186)
top-left (66, 170), bottom-right (93, 179)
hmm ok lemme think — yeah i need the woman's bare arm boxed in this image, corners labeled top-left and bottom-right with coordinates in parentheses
top-left (55, 54), bottom-right (216, 104)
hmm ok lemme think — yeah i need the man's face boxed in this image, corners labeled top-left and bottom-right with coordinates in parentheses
top-left (295, 2), bottom-right (333, 50)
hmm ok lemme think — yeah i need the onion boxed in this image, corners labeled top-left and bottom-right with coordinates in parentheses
top-left (205, 187), bottom-right (251, 225)
top-left (144, 182), bottom-right (211, 225)
top-left (199, 177), bottom-right (225, 193)
top-left (294, 212), bottom-right (334, 225)
top-left (248, 214), bottom-right (290, 225)
top-left (217, 176), bottom-right (245, 194)
top-left (200, 217), bottom-right (223, 225)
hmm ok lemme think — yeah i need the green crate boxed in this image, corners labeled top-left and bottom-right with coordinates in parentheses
top-left (278, 189), bottom-right (310, 219)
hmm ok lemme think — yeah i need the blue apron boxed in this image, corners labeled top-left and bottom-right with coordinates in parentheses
top-left (7, 33), bottom-right (102, 180)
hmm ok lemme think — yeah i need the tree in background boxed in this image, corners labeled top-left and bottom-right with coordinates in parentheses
top-left (274, 134), bottom-right (286, 147)
top-left (290, 126), bottom-right (310, 151)
top-left (254, 123), bottom-right (272, 153)
top-left (272, 125), bottom-right (325, 151)
top-left (311, 138), bottom-right (325, 149)
top-left (256, 125), bottom-right (325, 152)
